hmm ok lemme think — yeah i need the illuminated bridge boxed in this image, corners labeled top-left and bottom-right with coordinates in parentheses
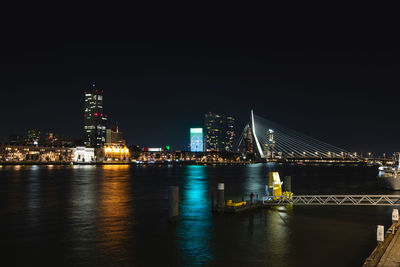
top-left (237, 110), bottom-right (355, 160)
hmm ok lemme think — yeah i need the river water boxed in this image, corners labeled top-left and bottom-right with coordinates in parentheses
top-left (0, 163), bottom-right (395, 266)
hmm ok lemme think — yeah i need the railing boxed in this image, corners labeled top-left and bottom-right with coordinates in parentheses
top-left (262, 195), bottom-right (400, 206)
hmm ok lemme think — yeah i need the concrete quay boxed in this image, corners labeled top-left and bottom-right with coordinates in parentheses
top-left (364, 220), bottom-right (400, 267)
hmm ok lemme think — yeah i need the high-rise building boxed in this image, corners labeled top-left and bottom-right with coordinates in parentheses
top-left (25, 129), bottom-right (40, 146)
top-left (204, 113), bottom-right (221, 151)
top-left (204, 112), bottom-right (235, 152)
top-left (224, 116), bottom-right (235, 152)
top-left (84, 83), bottom-right (107, 148)
top-left (242, 124), bottom-right (253, 153)
top-left (190, 128), bottom-right (204, 152)
top-left (263, 129), bottom-right (275, 158)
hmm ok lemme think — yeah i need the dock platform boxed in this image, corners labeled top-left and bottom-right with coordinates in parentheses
top-left (364, 220), bottom-right (400, 267)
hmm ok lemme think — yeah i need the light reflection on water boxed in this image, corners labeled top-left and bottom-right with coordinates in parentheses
top-left (98, 165), bottom-right (133, 264)
top-left (244, 163), bottom-right (269, 197)
top-left (177, 165), bottom-right (214, 264)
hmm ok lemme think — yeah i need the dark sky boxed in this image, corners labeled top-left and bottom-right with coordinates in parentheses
top-left (1, 15), bottom-right (399, 154)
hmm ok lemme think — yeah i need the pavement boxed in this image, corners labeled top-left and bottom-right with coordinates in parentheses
top-left (377, 223), bottom-right (400, 267)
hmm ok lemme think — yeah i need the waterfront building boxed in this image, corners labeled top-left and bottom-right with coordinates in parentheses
top-left (138, 148), bottom-right (173, 162)
top-left (142, 147), bottom-right (164, 152)
top-left (102, 144), bottom-right (130, 162)
top-left (190, 128), bottom-right (204, 152)
top-left (0, 145), bottom-right (73, 162)
top-left (204, 112), bottom-right (235, 152)
top-left (84, 83), bottom-right (107, 148)
top-left (106, 125), bottom-right (125, 145)
top-left (25, 129), bottom-right (40, 146)
top-left (72, 146), bottom-right (95, 163)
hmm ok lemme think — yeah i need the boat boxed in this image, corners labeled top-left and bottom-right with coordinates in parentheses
top-left (378, 153), bottom-right (400, 190)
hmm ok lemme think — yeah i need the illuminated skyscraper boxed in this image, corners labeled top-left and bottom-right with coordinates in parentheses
top-left (204, 113), bottom-right (221, 151)
top-left (190, 128), bottom-right (204, 152)
top-left (84, 83), bottom-right (107, 148)
top-left (204, 112), bottom-right (235, 152)
top-left (242, 125), bottom-right (253, 153)
top-left (224, 116), bottom-right (235, 152)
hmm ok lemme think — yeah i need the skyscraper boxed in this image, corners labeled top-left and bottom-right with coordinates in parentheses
top-left (204, 112), bottom-right (235, 152)
top-left (204, 113), bottom-right (221, 151)
top-left (224, 116), bottom-right (235, 152)
top-left (84, 83), bottom-right (107, 148)
top-left (25, 129), bottom-right (40, 145)
top-left (190, 128), bottom-right (204, 152)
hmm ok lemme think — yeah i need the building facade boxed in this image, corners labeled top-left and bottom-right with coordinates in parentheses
top-left (224, 116), bottom-right (235, 152)
top-left (72, 146), bottom-right (95, 163)
top-left (242, 124), bottom-right (253, 153)
top-left (101, 144), bottom-right (130, 162)
top-left (190, 128), bottom-right (204, 152)
top-left (106, 125), bottom-right (125, 145)
top-left (84, 83), bottom-right (107, 148)
top-left (204, 112), bottom-right (235, 152)
top-left (25, 129), bottom-right (40, 146)
top-left (0, 145), bottom-right (73, 162)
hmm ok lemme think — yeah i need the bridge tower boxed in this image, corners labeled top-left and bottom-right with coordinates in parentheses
top-left (250, 110), bottom-right (265, 160)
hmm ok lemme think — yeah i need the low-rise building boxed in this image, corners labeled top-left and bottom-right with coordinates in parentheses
top-left (101, 144), bottom-right (130, 162)
top-left (0, 145), bottom-right (73, 162)
top-left (71, 146), bottom-right (95, 163)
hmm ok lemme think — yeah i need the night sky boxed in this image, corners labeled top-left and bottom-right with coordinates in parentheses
top-left (1, 15), bottom-right (399, 154)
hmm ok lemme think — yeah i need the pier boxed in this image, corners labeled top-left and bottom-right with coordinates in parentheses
top-left (212, 172), bottom-right (400, 213)
top-left (364, 218), bottom-right (400, 266)
top-left (212, 196), bottom-right (400, 214)
top-left (263, 195), bottom-right (400, 206)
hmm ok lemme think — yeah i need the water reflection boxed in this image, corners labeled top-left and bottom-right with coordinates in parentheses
top-left (68, 165), bottom-right (98, 263)
top-left (177, 165), bottom-right (214, 264)
top-left (244, 163), bottom-right (269, 197)
top-left (27, 165), bottom-right (41, 227)
top-left (97, 165), bottom-right (134, 263)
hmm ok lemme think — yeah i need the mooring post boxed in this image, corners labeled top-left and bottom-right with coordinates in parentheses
top-left (284, 176), bottom-right (292, 192)
top-left (392, 209), bottom-right (399, 234)
top-left (217, 183), bottom-right (225, 210)
top-left (377, 225), bottom-right (384, 242)
top-left (168, 186), bottom-right (179, 221)
top-left (392, 209), bottom-right (399, 223)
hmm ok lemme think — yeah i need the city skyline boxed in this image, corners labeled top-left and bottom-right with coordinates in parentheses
top-left (1, 18), bottom-right (400, 153)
